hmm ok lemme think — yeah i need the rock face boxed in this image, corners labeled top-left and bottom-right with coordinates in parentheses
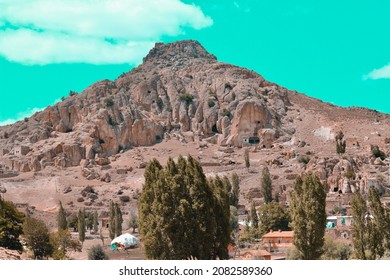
top-left (0, 40), bottom-right (293, 172)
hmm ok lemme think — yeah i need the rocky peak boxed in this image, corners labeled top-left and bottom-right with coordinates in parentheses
top-left (142, 40), bottom-right (217, 64)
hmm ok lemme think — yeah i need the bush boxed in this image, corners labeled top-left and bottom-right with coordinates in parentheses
top-left (108, 116), bottom-right (117, 126)
top-left (105, 98), bottom-right (114, 108)
top-left (208, 99), bottom-right (216, 108)
top-left (297, 155), bottom-right (310, 165)
top-left (88, 244), bottom-right (109, 260)
top-left (179, 93), bottom-right (193, 105)
top-left (343, 169), bottom-right (356, 179)
top-left (156, 97), bottom-right (164, 110)
top-left (119, 195), bottom-right (130, 203)
top-left (222, 109), bottom-right (231, 118)
top-left (371, 145), bottom-right (386, 160)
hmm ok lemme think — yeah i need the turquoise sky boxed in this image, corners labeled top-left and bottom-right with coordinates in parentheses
top-left (0, 0), bottom-right (389, 125)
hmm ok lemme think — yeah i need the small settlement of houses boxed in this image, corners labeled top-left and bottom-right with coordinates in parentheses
top-left (234, 213), bottom-right (357, 260)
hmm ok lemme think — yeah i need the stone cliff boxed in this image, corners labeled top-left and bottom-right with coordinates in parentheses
top-left (0, 40), bottom-right (293, 172)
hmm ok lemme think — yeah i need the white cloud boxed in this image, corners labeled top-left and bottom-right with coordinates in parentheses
top-left (0, 107), bottom-right (44, 126)
top-left (0, 0), bottom-right (213, 65)
top-left (364, 63), bottom-right (390, 80)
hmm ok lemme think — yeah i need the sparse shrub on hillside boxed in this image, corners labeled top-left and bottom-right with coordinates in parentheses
top-left (156, 97), bottom-right (164, 110)
top-left (119, 195), bottom-right (130, 203)
top-left (88, 244), bottom-right (109, 260)
top-left (343, 169), bottom-right (356, 179)
top-left (297, 155), bottom-right (310, 165)
top-left (108, 116), bottom-right (117, 126)
top-left (179, 93), bottom-right (193, 105)
top-left (222, 108), bottom-right (231, 118)
top-left (208, 99), bottom-right (216, 108)
top-left (335, 131), bottom-right (346, 157)
top-left (105, 97), bottom-right (114, 108)
top-left (371, 145), bottom-right (386, 160)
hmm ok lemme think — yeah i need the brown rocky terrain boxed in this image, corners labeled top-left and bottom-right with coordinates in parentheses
top-left (0, 40), bottom-right (389, 259)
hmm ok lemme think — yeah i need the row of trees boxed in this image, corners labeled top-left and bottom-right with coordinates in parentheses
top-left (138, 156), bottom-right (231, 260)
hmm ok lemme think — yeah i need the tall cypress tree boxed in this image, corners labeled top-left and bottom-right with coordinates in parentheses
top-left (351, 188), bottom-right (389, 259)
top-left (231, 172), bottom-right (240, 207)
top-left (78, 208), bottom-right (86, 246)
top-left (93, 210), bottom-right (99, 234)
top-left (290, 174), bottom-right (326, 260)
top-left (139, 155), bottom-right (230, 260)
top-left (109, 201), bottom-right (116, 240)
top-left (244, 149), bottom-right (250, 170)
top-left (261, 167), bottom-right (273, 204)
top-left (335, 131), bottom-right (346, 157)
top-left (57, 201), bottom-right (68, 231)
top-left (250, 200), bottom-right (259, 229)
top-left (114, 203), bottom-right (123, 237)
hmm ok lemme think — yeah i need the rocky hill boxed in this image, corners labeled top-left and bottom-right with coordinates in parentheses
top-left (1, 41), bottom-right (390, 256)
top-left (0, 40), bottom-right (294, 173)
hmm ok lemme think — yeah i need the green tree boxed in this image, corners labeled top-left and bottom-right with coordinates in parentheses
top-left (93, 210), bottom-right (99, 234)
top-left (139, 156), bottom-right (230, 260)
top-left (250, 201), bottom-right (259, 229)
top-left (335, 131), bottom-right (346, 157)
top-left (50, 229), bottom-right (81, 260)
top-left (78, 208), bottom-right (86, 246)
top-left (244, 148), bottom-right (250, 170)
top-left (321, 236), bottom-right (352, 260)
top-left (261, 166), bottom-right (273, 204)
top-left (109, 201), bottom-right (116, 240)
top-left (288, 237), bottom-right (352, 260)
top-left (23, 216), bottom-right (53, 259)
top-left (57, 201), bottom-right (68, 231)
top-left (258, 201), bottom-right (290, 235)
top-left (290, 174), bottom-right (326, 260)
top-left (67, 213), bottom-right (78, 232)
top-left (88, 244), bottom-right (109, 260)
top-left (351, 188), bottom-right (389, 259)
top-left (209, 176), bottom-right (231, 259)
top-left (128, 210), bottom-right (138, 233)
top-left (114, 203), bottom-right (123, 236)
top-left (0, 198), bottom-right (24, 251)
top-left (229, 206), bottom-right (239, 234)
top-left (231, 172), bottom-right (240, 207)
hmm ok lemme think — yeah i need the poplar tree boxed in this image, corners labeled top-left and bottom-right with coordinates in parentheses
top-left (78, 208), bottom-right (86, 246)
top-left (231, 172), bottom-right (240, 207)
top-left (57, 201), bottom-right (68, 231)
top-left (250, 200), bottom-right (259, 229)
top-left (114, 203), bottom-right (123, 237)
top-left (261, 167), bottom-right (273, 204)
top-left (139, 155), bottom-right (230, 260)
top-left (93, 210), bottom-right (99, 234)
top-left (335, 131), bottom-right (346, 157)
top-left (109, 201), bottom-right (115, 240)
top-left (244, 149), bottom-right (250, 170)
top-left (290, 174), bottom-right (326, 260)
top-left (351, 188), bottom-right (390, 259)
